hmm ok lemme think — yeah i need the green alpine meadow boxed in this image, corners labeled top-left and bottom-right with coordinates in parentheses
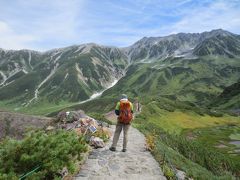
top-left (1, 29), bottom-right (240, 179)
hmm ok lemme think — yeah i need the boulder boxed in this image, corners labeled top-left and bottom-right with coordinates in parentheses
top-left (89, 136), bottom-right (105, 148)
top-left (46, 126), bottom-right (55, 131)
top-left (57, 110), bottom-right (88, 123)
top-left (176, 169), bottom-right (186, 180)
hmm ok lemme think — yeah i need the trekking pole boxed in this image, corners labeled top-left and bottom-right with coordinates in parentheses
top-left (19, 165), bottom-right (41, 180)
top-left (19, 156), bottom-right (58, 180)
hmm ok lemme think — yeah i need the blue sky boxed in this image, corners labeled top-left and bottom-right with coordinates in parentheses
top-left (0, 0), bottom-right (240, 51)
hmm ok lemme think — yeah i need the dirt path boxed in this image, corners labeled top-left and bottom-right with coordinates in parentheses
top-left (75, 125), bottom-right (166, 180)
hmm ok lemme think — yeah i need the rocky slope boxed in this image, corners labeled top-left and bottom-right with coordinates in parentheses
top-left (0, 110), bottom-right (53, 139)
top-left (124, 29), bottom-right (240, 62)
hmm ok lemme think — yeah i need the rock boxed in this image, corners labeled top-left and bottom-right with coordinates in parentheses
top-left (80, 118), bottom-right (89, 126)
top-left (89, 136), bottom-right (105, 148)
top-left (59, 167), bottom-right (68, 177)
top-left (66, 111), bottom-right (79, 123)
top-left (66, 123), bottom-right (76, 131)
top-left (57, 110), bottom-right (88, 123)
top-left (176, 169), bottom-right (186, 180)
top-left (80, 118), bottom-right (98, 127)
top-left (76, 110), bottom-right (88, 118)
top-left (96, 120), bottom-right (110, 128)
top-left (46, 126), bottom-right (55, 131)
top-left (57, 111), bottom-right (66, 122)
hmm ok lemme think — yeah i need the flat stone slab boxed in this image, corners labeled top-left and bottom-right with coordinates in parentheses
top-left (75, 125), bottom-right (166, 180)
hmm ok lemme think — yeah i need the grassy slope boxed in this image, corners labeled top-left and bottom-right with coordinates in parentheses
top-left (133, 99), bottom-right (240, 179)
top-left (0, 50), bottom-right (127, 112)
top-left (142, 103), bottom-right (238, 134)
top-left (102, 56), bottom-right (240, 106)
top-left (137, 99), bottom-right (240, 152)
top-left (0, 98), bottom-right (76, 116)
top-left (137, 125), bottom-right (234, 179)
top-left (0, 55), bottom-right (239, 114)
top-left (217, 93), bottom-right (240, 109)
top-left (210, 80), bottom-right (240, 109)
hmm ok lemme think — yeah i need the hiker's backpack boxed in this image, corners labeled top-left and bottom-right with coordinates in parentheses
top-left (118, 101), bottom-right (133, 124)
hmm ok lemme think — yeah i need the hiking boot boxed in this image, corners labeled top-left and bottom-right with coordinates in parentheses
top-left (109, 147), bottom-right (116, 151)
top-left (122, 149), bottom-right (127, 152)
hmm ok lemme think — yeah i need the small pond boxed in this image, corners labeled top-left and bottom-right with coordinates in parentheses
top-left (229, 141), bottom-right (240, 146)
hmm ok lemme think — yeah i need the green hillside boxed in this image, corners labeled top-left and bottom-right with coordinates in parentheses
top-left (210, 81), bottom-right (240, 110)
top-left (1, 29), bottom-right (240, 114)
top-left (102, 56), bottom-right (240, 106)
top-left (0, 45), bottom-right (128, 112)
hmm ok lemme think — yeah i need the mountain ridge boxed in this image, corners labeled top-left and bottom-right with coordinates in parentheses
top-left (0, 29), bottom-right (237, 53)
top-left (0, 29), bottom-right (240, 112)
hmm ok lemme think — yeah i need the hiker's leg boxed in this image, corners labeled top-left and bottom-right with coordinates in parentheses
top-left (123, 124), bottom-right (130, 149)
top-left (111, 122), bottom-right (123, 148)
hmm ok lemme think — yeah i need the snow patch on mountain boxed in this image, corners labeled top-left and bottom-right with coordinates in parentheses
top-left (0, 67), bottom-right (23, 87)
top-left (53, 53), bottom-right (63, 64)
top-left (26, 64), bottom-right (58, 106)
top-left (74, 45), bottom-right (85, 53)
top-left (0, 71), bottom-right (7, 86)
top-left (22, 69), bottom-right (28, 74)
top-left (26, 53), bottom-right (62, 106)
top-left (28, 51), bottom-right (33, 69)
top-left (64, 73), bottom-right (69, 80)
top-left (75, 63), bottom-right (89, 86)
top-left (90, 79), bottom-right (119, 99)
top-left (78, 79), bottom-right (119, 104)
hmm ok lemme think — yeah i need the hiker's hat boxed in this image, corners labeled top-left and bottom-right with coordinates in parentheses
top-left (121, 94), bottom-right (128, 100)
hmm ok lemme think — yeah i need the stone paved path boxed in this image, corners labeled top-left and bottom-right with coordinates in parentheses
top-left (75, 125), bottom-right (166, 180)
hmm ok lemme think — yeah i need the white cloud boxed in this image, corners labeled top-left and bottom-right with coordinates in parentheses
top-left (169, 0), bottom-right (240, 34)
top-left (0, 21), bottom-right (9, 33)
top-left (0, 21), bottom-right (36, 50)
top-left (0, 0), bottom-right (240, 50)
top-left (0, 0), bottom-right (86, 50)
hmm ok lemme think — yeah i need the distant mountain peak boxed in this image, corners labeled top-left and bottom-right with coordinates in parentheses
top-left (126, 29), bottom-right (240, 61)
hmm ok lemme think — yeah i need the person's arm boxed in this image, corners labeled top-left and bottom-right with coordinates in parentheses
top-left (115, 102), bottom-right (120, 115)
top-left (130, 102), bottom-right (134, 113)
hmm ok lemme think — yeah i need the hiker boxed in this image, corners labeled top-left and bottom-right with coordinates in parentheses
top-left (109, 94), bottom-right (133, 152)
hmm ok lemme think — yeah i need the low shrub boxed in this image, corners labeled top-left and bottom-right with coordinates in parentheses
top-left (0, 130), bottom-right (87, 179)
top-left (146, 134), bottom-right (156, 151)
top-left (93, 128), bottom-right (110, 142)
top-left (162, 164), bottom-right (175, 179)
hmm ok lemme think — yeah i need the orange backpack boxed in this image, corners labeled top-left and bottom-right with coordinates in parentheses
top-left (118, 101), bottom-right (133, 124)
